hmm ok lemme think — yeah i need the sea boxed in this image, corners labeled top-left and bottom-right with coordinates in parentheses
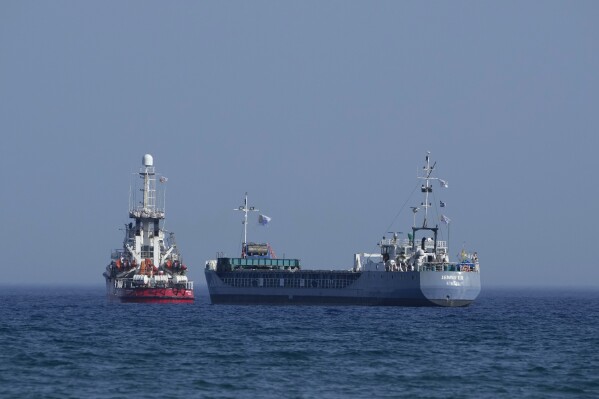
top-left (0, 286), bottom-right (597, 399)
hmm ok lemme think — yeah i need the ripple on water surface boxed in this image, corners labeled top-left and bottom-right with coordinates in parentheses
top-left (0, 287), bottom-right (598, 398)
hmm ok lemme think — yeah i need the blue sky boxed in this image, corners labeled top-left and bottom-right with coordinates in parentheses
top-left (1, 1), bottom-right (598, 288)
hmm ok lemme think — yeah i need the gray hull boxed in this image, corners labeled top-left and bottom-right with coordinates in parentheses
top-left (205, 270), bottom-right (480, 307)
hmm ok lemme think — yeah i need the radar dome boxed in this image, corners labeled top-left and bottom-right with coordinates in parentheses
top-left (143, 154), bottom-right (154, 167)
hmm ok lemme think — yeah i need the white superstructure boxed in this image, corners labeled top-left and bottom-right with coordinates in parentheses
top-left (104, 154), bottom-right (192, 295)
top-left (125, 154), bottom-right (168, 267)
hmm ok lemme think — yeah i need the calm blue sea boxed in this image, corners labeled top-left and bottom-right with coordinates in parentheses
top-left (0, 286), bottom-right (597, 399)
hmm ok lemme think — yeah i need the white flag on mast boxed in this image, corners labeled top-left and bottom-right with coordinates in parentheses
top-left (258, 214), bottom-right (271, 226)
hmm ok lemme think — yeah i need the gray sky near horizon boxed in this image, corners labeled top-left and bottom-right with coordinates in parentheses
top-left (1, 1), bottom-right (598, 289)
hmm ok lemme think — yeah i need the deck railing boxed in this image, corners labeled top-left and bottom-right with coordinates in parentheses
top-left (379, 238), bottom-right (448, 249)
top-left (416, 263), bottom-right (479, 272)
top-left (114, 278), bottom-right (194, 289)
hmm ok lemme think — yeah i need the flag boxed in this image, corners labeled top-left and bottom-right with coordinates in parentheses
top-left (441, 214), bottom-right (451, 224)
top-left (159, 176), bottom-right (168, 183)
top-left (440, 201), bottom-right (446, 207)
top-left (439, 179), bottom-right (448, 188)
top-left (258, 214), bottom-right (271, 226)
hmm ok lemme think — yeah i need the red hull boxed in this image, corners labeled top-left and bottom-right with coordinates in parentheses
top-left (106, 284), bottom-right (194, 303)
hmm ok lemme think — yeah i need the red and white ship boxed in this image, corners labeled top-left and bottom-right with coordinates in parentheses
top-left (103, 154), bottom-right (194, 303)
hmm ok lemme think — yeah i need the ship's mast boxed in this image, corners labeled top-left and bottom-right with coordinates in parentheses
top-left (410, 152), bottom-right (445, 251)
top-left (130, 154), bottom-right (163, 218)
top-left (418, 152), bottom-right (434, 227)
top-left (235, 192), bottom-right (259, 257)
top-left (142, 156), bottom-right (155, 211)
top-left (128, 154), bottom-right (165, 266)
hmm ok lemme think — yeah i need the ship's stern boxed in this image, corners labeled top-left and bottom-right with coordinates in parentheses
top-left (419, 271), bottom-right (481, 306)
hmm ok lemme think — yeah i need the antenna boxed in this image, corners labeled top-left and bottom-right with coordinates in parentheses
top-left (410, 207), bottom-right (419, 227)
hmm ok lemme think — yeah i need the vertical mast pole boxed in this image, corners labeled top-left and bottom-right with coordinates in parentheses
top-left (243, 193), bottom-right (248, 247)
top-left (236, 192), bottom-right (259, 257)
top-left (417, 152), bottom-right (439, 228)
top-left (424, 153), bottom-right (430, 223)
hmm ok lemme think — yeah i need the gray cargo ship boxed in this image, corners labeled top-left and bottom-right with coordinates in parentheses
top-left (205, 153), bottom-right (481, 307)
